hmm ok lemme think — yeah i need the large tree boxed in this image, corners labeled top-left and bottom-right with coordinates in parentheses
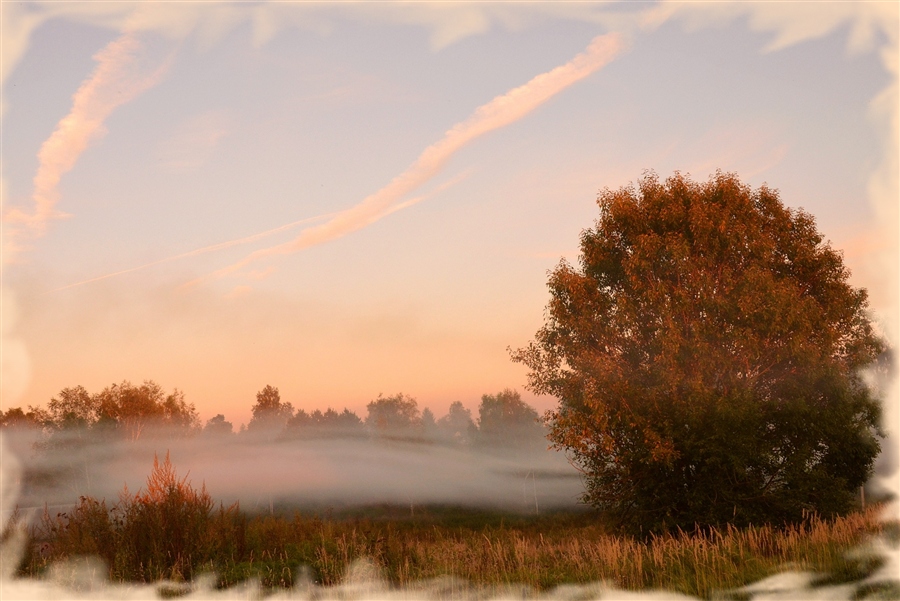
top-left (512, 171), bottom-right (886, 533)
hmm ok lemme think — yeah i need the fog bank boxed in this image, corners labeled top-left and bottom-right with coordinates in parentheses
top-left (3, 429), bottom-right (583, 519)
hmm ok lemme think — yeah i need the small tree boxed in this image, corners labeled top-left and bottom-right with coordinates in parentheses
top-left (513, 171), bottom-right (886, 533)
top-left (161, 389), bottom-right (201, 432)
top-left (247, 385), bottom-right (294, 433)
top-left (96, 381), bottom-right (165, 440)
top-left (0, 407), bottom-right (45, 429)
top-left (44, 386), bottom-right (98, 430)
top-left (333, 408), bottom-right (364, 431)
top-left (437, 401), bottom-right (476, 445)
top-left (421, 407), bottom-right (439, 439)
top-left (476, 389), bottom-right (544, 448)
top-left (366, 393), bottom-right (421, 438)
top-left (203, 414), bottom-right (234, 436)
top-left (94, 381), bottom-right (199, 440)
top-left (284, 407), bottom-right (364, 438)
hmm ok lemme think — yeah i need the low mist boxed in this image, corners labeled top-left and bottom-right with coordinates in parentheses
top-left (3, 427), bottom-right (584, 521)
top-left (2, 429), bottom-right (898, 601)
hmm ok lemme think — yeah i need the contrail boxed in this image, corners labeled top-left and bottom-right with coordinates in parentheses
top-left (197, 33), bottom-right (625, 284)
top-left (3, 32), bottom-right (170, 239)
top-left (50, 171), bottom-right (470, 293)
top-left (46, 212), bottom-right (337, 294)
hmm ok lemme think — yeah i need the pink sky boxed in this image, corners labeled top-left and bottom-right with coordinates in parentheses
top-left (1, 3), bottom-right (896, 432)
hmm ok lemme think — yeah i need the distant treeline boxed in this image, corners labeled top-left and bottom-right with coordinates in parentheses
top-left (0, 381), bottom-right (547, 449)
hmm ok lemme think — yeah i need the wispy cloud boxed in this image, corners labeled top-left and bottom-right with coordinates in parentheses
top-left (47, 211), bottom-right (337, 294)
top-left (47, 170), bottom-right (474, 294)
top-left (670, 122), bottom-right (790, 182)
top-left (3, 32), bottom-right (169, 241)
top-left (155, 110), bottom-right (232, 173)
top-left (0, 30), bottom-right (170, 406)
top-left (197, 33), bottom-right (624, 284)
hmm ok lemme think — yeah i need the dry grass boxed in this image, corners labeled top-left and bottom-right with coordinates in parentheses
top-left (292, 504), bottom-right (888, 596)
top-left (20, 500), bottom-right (891, 598)
top-left (14, 457), bottom-right (893, 598)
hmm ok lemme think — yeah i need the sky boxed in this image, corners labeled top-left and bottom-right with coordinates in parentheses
top-left (1, 2), bottom-right (897, 436)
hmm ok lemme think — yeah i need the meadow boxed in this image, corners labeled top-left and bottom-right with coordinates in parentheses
top-left (4, 388), bottom-right (897, 599)
top-left (11, 456), bottom-right (895, 600)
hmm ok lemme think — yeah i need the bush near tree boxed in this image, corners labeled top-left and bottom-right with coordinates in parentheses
top-left (512, 171), bottom-right (887, 533)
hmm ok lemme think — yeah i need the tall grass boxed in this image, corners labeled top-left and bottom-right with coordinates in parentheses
top-left (17, 458), bottom-right (891, 599)
top-left (29, 452), bottom-right (244, 583)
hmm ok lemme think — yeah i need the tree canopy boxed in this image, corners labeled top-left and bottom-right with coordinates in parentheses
top-left (95, 381), bottom-right (199, 440)
top-left (6, 382), bottom-right (547, 450)
top-left (24, 380), bottom-right (199, 441)
top-left (247, 385), bottom-right (295, 432)
top-left (512, 171), bottom-right (887, 533)
top-left (438, 401), bottom-right (476, 445)
top-left (203, 414), bottom-right (234, 436)
top-left (285, 407), bottom-right (364, 438)
top-left (365, 393), bottom-right (421, 438)
top-left (476, 389), bottom-right (545, 449)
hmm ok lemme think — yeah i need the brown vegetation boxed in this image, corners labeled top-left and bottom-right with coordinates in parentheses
top-left (15, 456), bottom-right (891, 598)
top-left (513, 171), bottom-right (887, 533)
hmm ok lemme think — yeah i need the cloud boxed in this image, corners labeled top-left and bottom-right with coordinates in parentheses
top-left (668, 122), bottom-right (790, 183)
top-left (196, 33), bottom-right (624, 283)
top-left (47, 211), bottom-right (336, 294)
top-left (656, 1), bottom-right (897, 55)
top-left (154, 110), bottom-right (232, 173)
top-left (0, 3), bottom-right (44, 114)
top-left (224, 285), bottom-right (253, 299)
top-left (2, 31), bottom-right (170, 245)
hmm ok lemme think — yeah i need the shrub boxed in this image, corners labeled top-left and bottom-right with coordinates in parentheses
top-left (35, 452), bottom-right (239, 582)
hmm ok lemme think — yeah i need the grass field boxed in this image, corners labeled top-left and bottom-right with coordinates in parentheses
top-left (15, 495), bottom-right (895, 599)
